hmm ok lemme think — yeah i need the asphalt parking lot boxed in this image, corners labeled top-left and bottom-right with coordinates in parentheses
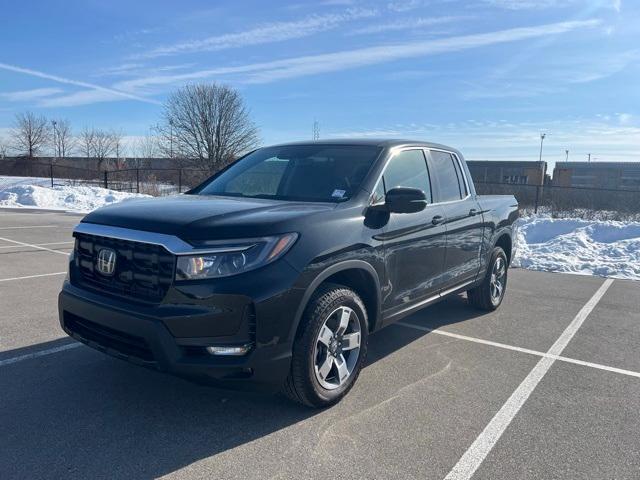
top-left (1, 208), bottom-right (639, 480)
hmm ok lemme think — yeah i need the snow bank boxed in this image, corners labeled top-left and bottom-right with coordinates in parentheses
top-left (513, 216), bottom-right (640, 281)
top-left (0, 184), bottom-right (150, 213)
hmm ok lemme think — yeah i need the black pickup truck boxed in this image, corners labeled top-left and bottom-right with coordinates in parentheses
top-left (59, 139), bottom-right (518, 407)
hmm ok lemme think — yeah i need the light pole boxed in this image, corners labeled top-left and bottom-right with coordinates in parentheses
top-left (538, 133), bottom-right (546, 162)
top-left (565, 149), bottom-right (569, 162)
top-left (51, 120), bottom-right (58, 188)
top-left (169, 119), bottom-right (174, 158)
top-left (51, 120), bottom-right (58, 159)
top-left (588, 153), bottom-right (591, 163)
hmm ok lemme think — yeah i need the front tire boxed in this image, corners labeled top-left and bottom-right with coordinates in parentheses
top-left (283, 284), bottom-right (368, 408)
top-left (467, 246), bottom-right (508, 311)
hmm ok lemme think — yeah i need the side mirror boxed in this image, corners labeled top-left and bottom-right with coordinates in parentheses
top-left (384, 187), bottom-right (428, 213)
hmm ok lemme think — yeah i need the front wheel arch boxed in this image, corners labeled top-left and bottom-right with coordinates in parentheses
top-left (290, 261), bottom-right (381, 344)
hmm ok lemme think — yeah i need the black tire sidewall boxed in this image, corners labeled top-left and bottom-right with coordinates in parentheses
top-left (296, 287), bottom-right (368, 406)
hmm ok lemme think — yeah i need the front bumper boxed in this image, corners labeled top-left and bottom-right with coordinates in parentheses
top-left (59, 269), bottom-right (305, 391)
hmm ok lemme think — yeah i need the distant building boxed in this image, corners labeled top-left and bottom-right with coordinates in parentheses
top-left (553, 162), bottom-right (640, 190)
top-left (466, 160), bottom-right (547, 186)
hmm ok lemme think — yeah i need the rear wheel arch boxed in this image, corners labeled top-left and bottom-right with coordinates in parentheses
top-left (494, 232), bottom-right (512, 265)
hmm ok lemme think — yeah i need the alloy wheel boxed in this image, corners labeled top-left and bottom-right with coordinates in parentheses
top-left (313, 306), bottom-right (362, 390)
top-left (490, 256), bottom-right (506, 303)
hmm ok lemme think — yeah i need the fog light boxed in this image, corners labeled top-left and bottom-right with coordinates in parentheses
top-left (206, 344), bottom-right (251, 356)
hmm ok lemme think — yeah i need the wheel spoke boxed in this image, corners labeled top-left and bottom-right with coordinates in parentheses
top-left (495, 281), bottom-right (503, 297)
top-left (317, 353), bottom-right (333, 380)
top-left (336, 307), bottom-right (351, 335)
top-left (335, 354), bottom-right (349, 384)
top-left (317, 325), bottom-right (333, 347)
top-left (341, 332), bottom-right (360, 350)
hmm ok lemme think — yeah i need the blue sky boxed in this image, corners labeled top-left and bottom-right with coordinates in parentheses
top-left (1, 0), bottom-right (638, 168)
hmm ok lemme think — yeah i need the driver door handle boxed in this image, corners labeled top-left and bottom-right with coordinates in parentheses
top-left (469, 208), bottom-right (478, 217)
top-left (431, 215), bottom-right (445, 225)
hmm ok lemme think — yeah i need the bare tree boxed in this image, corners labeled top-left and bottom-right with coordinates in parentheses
top-left (92, 129), bottom-right (120, 170)
top-left (113, 129), bottom-right (124, 160)
top-left (10, 112), bottom-right (50, 158)
top-left (51, 119), bottom-right (75, 158)
top-left (80, 127), bottom-right (95, 159)
top-left (157, 83), bottom-right (259, 171)
top-left (0, 138), bottom-right (7, 158)
top-left (80, 127), bottom-right (120, 170)
top-left (131, 134), bottom-right (159, 168)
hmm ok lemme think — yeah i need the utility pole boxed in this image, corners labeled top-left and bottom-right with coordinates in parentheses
top-left (565, 149), bottom-right (569, 162)
top-left (538, 133), bottom-right (546, 162)
top-left (588, 153), bottom-right (591, 163)
top-left (312, 120), bottom-right (320, 141)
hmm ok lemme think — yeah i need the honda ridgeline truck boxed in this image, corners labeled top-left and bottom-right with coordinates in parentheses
top-left (59, 140), bottom-right (518, 407)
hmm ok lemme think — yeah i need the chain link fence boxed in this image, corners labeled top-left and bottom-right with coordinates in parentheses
top-left (0, 160), bottom-right (211, 195)
top-left (475, 181), bottom-right (640, 218)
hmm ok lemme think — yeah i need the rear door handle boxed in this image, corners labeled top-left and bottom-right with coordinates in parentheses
top-left (469, 208), bottom-right (478, 216)
top-left (431, 215), bottom-right (445, 225)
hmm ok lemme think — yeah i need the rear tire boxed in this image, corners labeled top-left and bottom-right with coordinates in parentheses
top-left (282, 284), bottom-right (368, 408)
top-left (467, 246), bottom-right (508, 311)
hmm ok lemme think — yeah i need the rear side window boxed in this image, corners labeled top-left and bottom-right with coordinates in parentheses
top-left (382, 149), bottom-right (432, 202)
top-left (429, 151), bottom-right (466, 202)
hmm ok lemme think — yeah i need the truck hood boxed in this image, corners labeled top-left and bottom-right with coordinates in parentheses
top-left (81, 194), bottom-right (336, 240)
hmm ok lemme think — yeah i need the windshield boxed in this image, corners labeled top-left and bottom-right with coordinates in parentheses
top-left (194, 144), bottom-right (381, 202)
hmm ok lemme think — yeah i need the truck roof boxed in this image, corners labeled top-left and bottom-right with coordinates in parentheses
top-left (269, 138), bottom-right (462, 155)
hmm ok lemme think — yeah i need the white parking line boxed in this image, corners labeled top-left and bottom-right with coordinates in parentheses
top-left (0, 342), bottom-right (81, 367)
top-left (398, 319), bottom-right (640, 380)
top-left (443, 278), bottom-right (614, 480)
top-left (0, 271), bottom-right (67, 282)
top-left (0, 241), bottom-right (74, 250)
top-left (0, 236), bottom-right (70, 256)
top-left (0, 225), bottom-right (58, 230)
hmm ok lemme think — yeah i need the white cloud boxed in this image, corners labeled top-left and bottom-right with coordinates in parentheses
top-left (481, 0), bottom-right (622, 10)
top-left (617, 113), bottom-right (633, 125)
top-left (386, 0), bottom-right (424, 13)
top-left (0, 62), bottom-right (160, 105)
top-left (0, 87), bottom-right (62, 102)
top-left (568, 49), bottom-right (640, 83)
top-left (38, 89), bottom-right (133, 108)
top-left (465, 48), bottom-right (640, 99)
top-left (350, 16), bottom-right (468, 35)
top-left (135, 8), bottom-right (378, 59)
top-left (31, 18), bottom-right (602, 108)
top-left (93, 62), bottom-right (196, 78)
top-left (115, 19), bottom-right (601, 93)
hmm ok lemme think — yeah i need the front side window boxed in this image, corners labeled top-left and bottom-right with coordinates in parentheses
top-left (382, 149), bottom-right (432, 201)
top-left (430, 150), bottom-right (465, 202)
top-left (195, 145), bottom-right (381, 202)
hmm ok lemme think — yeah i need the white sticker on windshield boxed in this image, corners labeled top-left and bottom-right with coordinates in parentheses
top-left (332, 189), bottom-right (346, 198)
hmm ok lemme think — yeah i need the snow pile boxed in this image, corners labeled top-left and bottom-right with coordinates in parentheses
top-left (0, 184), bottom-right (150, 213)
top-left (0, 176), bottom-right (54, 188)
top-left (513, 216), bottom-right (640, 280)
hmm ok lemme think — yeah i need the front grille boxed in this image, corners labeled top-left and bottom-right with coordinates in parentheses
top-left (73, 232), bottom-right (174, 303)
top-left (65, 312), bottom-right (155, 362)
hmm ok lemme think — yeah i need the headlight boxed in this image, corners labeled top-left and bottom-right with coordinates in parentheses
top-left (175, 233), bottom-right (298, 280)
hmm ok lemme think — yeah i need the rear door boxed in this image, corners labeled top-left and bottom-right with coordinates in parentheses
top-left (427, 149), bottom-right (484, 289)
top-left (377, 148), bottom-right (447, 320)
